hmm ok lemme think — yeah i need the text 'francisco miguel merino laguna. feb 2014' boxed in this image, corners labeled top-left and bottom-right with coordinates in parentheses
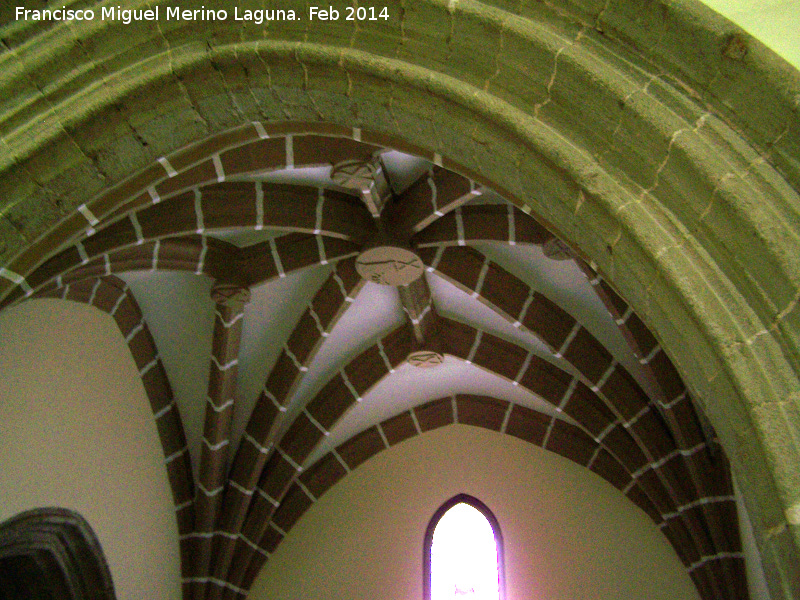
top-left (14, 5), bottom-right (391, 23)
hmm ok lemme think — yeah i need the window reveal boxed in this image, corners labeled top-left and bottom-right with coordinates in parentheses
top-left (424, 495), bottom-right (505, 600)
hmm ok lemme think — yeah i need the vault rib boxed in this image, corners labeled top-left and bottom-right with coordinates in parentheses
top-left (209, 258), bottom-right (363, 587)
top-left (226, 326), bottom-right (412, 593)
top-left (193, 283), bottom-right (251, 599)
top-left (17, 233), bottom-right (361, 303)
top-left (229, 318), bottom-right (720, 588)
top-left (426, 248), bottom-right (739, 596)
top-left (417, 200), bottom-right (731, 510)
top-left (579, 261), bottom-right (740, 587)
top-left (384, 165), bottom-right (484, 235)
top-left (34, 276), bottom-right (197, 586)
top-left (412, 204), bottom-right (553, 248)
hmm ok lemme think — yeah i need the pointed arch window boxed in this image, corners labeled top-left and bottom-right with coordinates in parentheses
top-left (424, 494), bottom-right (505, 600)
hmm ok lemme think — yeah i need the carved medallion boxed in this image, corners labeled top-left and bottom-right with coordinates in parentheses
top-left (331, 159), bottom-right (391, 216)
top-left (356, 246), bottom-right (425, 286)
top-left (331, 160), bottom-right (375, 191)
top-left (407, 350), bottom-right (444, 368)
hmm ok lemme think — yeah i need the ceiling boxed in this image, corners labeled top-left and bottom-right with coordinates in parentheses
top-left (2, 0), bottom-right (799, 599)
top-left (700, 0), bottom-right (800, 69)
top-left (7, 125), bottom-right (744, 600)
top-left (118, 152), bottom-right (659, 477)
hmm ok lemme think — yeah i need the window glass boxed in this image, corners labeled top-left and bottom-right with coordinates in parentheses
top-left (426, 496), bottom-right (503, 600)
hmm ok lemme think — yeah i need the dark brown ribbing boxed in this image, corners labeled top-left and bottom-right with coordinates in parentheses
top-left (436, 316), bottom-right (737, 598)
top-left (575, 260), bottom-right (740, 593)
top-left (425, 245), bottom-right (714, 455)
top-left (193, 284), bottom-right (250, 599)
top-left (7, 181), bottom-right (373, 303)
top-left (33, 276), bottom-right (196, 580)
top-left (131, 182), bottom-right (373, 242)
top-left (224, 322), bottom-right (717, 596)
top-left (447, 315), bottom-right (727, 570)
top-left (4, 118), bottom-right (743, 600)
top-left (415, 214), bottom-right (738, 579)
top-left (228, 392), bottom-right (737, 600)
top-left (19, 234), bottom-right (361, 304)
top-left (427, 246), bottom-right (732, 571)
top-left (384, 166), bottom-right (482, 235)
top-left (0, 124), bottom-right (392, 306)
top-left (207, 259), bottom-right (364, 590)
top-left (411, 204), bottom-right (553, 248)
top-left (224, 326), bottom-right (412, 593)
top-left (107, 130), bottom-right (382, 221)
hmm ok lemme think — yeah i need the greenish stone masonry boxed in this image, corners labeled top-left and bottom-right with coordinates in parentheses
top-left (1, 0), bottom-right (799, 597)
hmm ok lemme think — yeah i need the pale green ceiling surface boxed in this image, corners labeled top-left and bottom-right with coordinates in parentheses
top-left (702, 0), bottom-right (800, 69)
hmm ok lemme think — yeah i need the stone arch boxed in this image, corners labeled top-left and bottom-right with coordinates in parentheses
top-left (5, 134), bottom-right (751, 598)
top-left (1, 1), bottom-right (798, 597)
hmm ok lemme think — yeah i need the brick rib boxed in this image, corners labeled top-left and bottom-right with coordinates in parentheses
top-left (428, 248), bottom-right (737, 596)
top-left (226, 385), bottom-right (735, 600)
top-left (7, 183), bottom-right (371, 304)
top-left (412, 204), bottom-right (552, 247)
top-left (192, 284), bottom-right (250, 599)
top-left (0, 124), bottom-right (389, 306)
top-left (19, 234), bottom-right (361, 303)
top-left (204, 259), bottom-right (364, 593)
top-left (221, 323), bottom-right (722, 598)
top-left (436, 317), bottom-right (711, 551)
top-left (8, 121), bottom-right (744, 600)
top-left (384, 165), bottom-right (484, 235)
top-left (34, 276), bottom-right (196, 580)
top-left (577, 262), bottom-right (741, 593)
top-left (417, 211), bottom-right (741, 598)
top-left (222, 326), bottom-right (412, 595)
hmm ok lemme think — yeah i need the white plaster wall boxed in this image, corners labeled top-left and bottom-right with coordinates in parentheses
top-left (0, 299), bottom-right (182, 600)
top-left (251, 424), bottom-right (700, 600)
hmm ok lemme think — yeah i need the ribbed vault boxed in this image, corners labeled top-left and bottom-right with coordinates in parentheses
top-left (1, 2), bottom-right (799, 599)
top-left (13, 125), bottom-right (750, 600)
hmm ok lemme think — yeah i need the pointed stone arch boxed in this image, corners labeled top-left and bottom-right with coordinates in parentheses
top-left (1, 3), bottom-right (799, 596)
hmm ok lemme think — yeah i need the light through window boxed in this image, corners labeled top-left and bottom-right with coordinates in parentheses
top-left (424, 495), bottom-right (504, 600)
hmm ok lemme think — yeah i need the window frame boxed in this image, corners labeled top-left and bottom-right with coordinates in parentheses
top-left (423, 494), bottom-right (506, 600)
top-left (0, 507), bottom-right (117, 600)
